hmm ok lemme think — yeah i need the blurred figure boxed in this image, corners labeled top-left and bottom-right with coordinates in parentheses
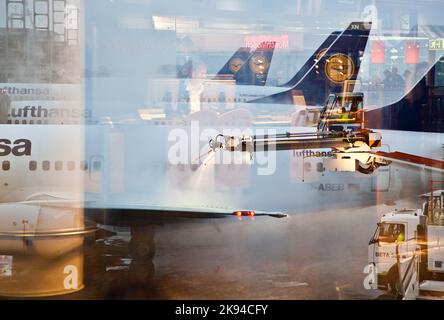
top-left (382, 67), bottom-right (403, 90)
top-left (163, 91), bottom-right (173, 117)
top-left (403, 70), bottom-right (412, 81)
top-left (217, 91), bottom-right (226, 112)
top-left (391, 67), bottom-right (404, 90)
top-left (382, 69), bottom-right (392, 90)
top-left (186, 62), bottom-right (207, 114)
top-left (0, 88), bottom-right (10, 124)
top-left (177, 59), bottom-right (193, 79)
top-left (383, 67), bottom-right (404, 105)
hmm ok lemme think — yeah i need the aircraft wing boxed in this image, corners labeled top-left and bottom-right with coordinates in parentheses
top-left (84, 203), bottom-right (288, 225)
top-left (2, 187), bottom-right (287, 224)
top-left (20, 192), bottom-right (86, 208)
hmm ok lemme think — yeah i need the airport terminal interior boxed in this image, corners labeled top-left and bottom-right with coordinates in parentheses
top-left (0, 0), bottom-right (444, 300)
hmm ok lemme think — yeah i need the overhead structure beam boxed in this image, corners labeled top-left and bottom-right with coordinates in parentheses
top-left (6, 0), bottom-right (26, 29)
top-left (33, 0), bottom-right (50, 30)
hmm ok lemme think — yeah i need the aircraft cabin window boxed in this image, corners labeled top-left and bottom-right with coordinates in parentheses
top-left (29, 161), bottom-right (37, 171)
top-left (80, 161), bottom-right (88, 171)
top-left (93, 161), bottom-right (101, 171)
top-left (42, 161), bottom-right (50, 171)
top-left (67, 161), bottom-right (75, 171)
top-left (55, 161), bottom-right (63, 171)
top-left (2, 161), bottom-right (10, 171)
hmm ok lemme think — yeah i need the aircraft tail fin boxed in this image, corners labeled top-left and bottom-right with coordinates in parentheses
top-left (234, 41), bottom-right (276, 86)
top-left (213, 47), bottom-right (252, 81)
top-left (280, 31), bottom-right (341, 88)
top-left (253, 22), bottom-right (372, 105)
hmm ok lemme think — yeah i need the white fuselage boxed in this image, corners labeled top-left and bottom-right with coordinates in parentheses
top-left (0, 125), bottom-right (85, 203)
top-left (0, 123), bottom-right (442, 214)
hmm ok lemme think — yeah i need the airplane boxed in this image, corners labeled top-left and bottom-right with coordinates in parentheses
top-left (0, 112), bottom-right (440, 298)
top-left (0, 82), bottom-right (83, 125)
top-left (0, 124), bottom-right (288, 224)
top-left (0, 83), bottom-right (80, 101)
top-left (0, 78), bottom-right (442, 230)
top-left (0, 21), bottom-right (371, 126)
top-left (0, 108), bottom-right (440, 296)
top-left (6, 100), bottom-right (90, 125)
top-left (0, 19), bottom-right (442, 227)
top-left (178, 41), bottom-right (276, 87)
top-left (0, 111), bottom-right (442, 223)
top-left (201, 21), bottom-right (371, 105)
top-left (0, 41), bottom-right (277, 125)
top-left (212, 41), bottom-right (276, 87)
top-left (248, 22), bottom-right (371, 106)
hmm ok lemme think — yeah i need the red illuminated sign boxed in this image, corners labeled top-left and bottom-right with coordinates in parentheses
top-left (406, 42), bottom-right (419, 64)
top-left (371, 40), bottom-right (385, 64)
top-left (244, 35), bottom-right (289, 49)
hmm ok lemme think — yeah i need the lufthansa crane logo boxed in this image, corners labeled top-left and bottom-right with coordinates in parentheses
top-left (229, 58), bottom-right (245, 73)
top-left (249, 54), bottom-right (269, 75)
top-left (324, 53), bottom-right (355, 83)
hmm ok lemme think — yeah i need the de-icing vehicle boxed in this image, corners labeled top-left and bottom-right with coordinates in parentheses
top-left (208, 92), bottom-right (390, 175)
top-left (366, 181), bottom-right (444, 299)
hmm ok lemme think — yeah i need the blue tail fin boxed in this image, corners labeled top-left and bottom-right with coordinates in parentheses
top-left (253, 22), bottom-right (372, 105)
top-left (280, 31), bottom-right (341, 88)
top-left (234, 41), bottom-right (276, 86)
top-left (213, 47), bottom-right (252, 81)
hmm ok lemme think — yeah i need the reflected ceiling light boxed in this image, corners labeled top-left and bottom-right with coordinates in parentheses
top-left (284, 26), bottom-right (304, 32)
top-left (152, 16), bottom-right (176, 30)
top-left (138, 109), bottom-right (166, 120)
top-left (371, 35), bottom-right (428, 41)
top-left (153, 15), bottom-right (199, 32)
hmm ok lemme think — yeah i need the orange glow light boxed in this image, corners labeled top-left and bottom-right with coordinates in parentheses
top-left (233, 210), bottom-right (255, 217)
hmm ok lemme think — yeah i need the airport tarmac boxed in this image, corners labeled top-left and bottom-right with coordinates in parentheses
top-left (0, 162), bottom-right (440, 300)
top-left (62, 203), bottom-right (411, 299)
